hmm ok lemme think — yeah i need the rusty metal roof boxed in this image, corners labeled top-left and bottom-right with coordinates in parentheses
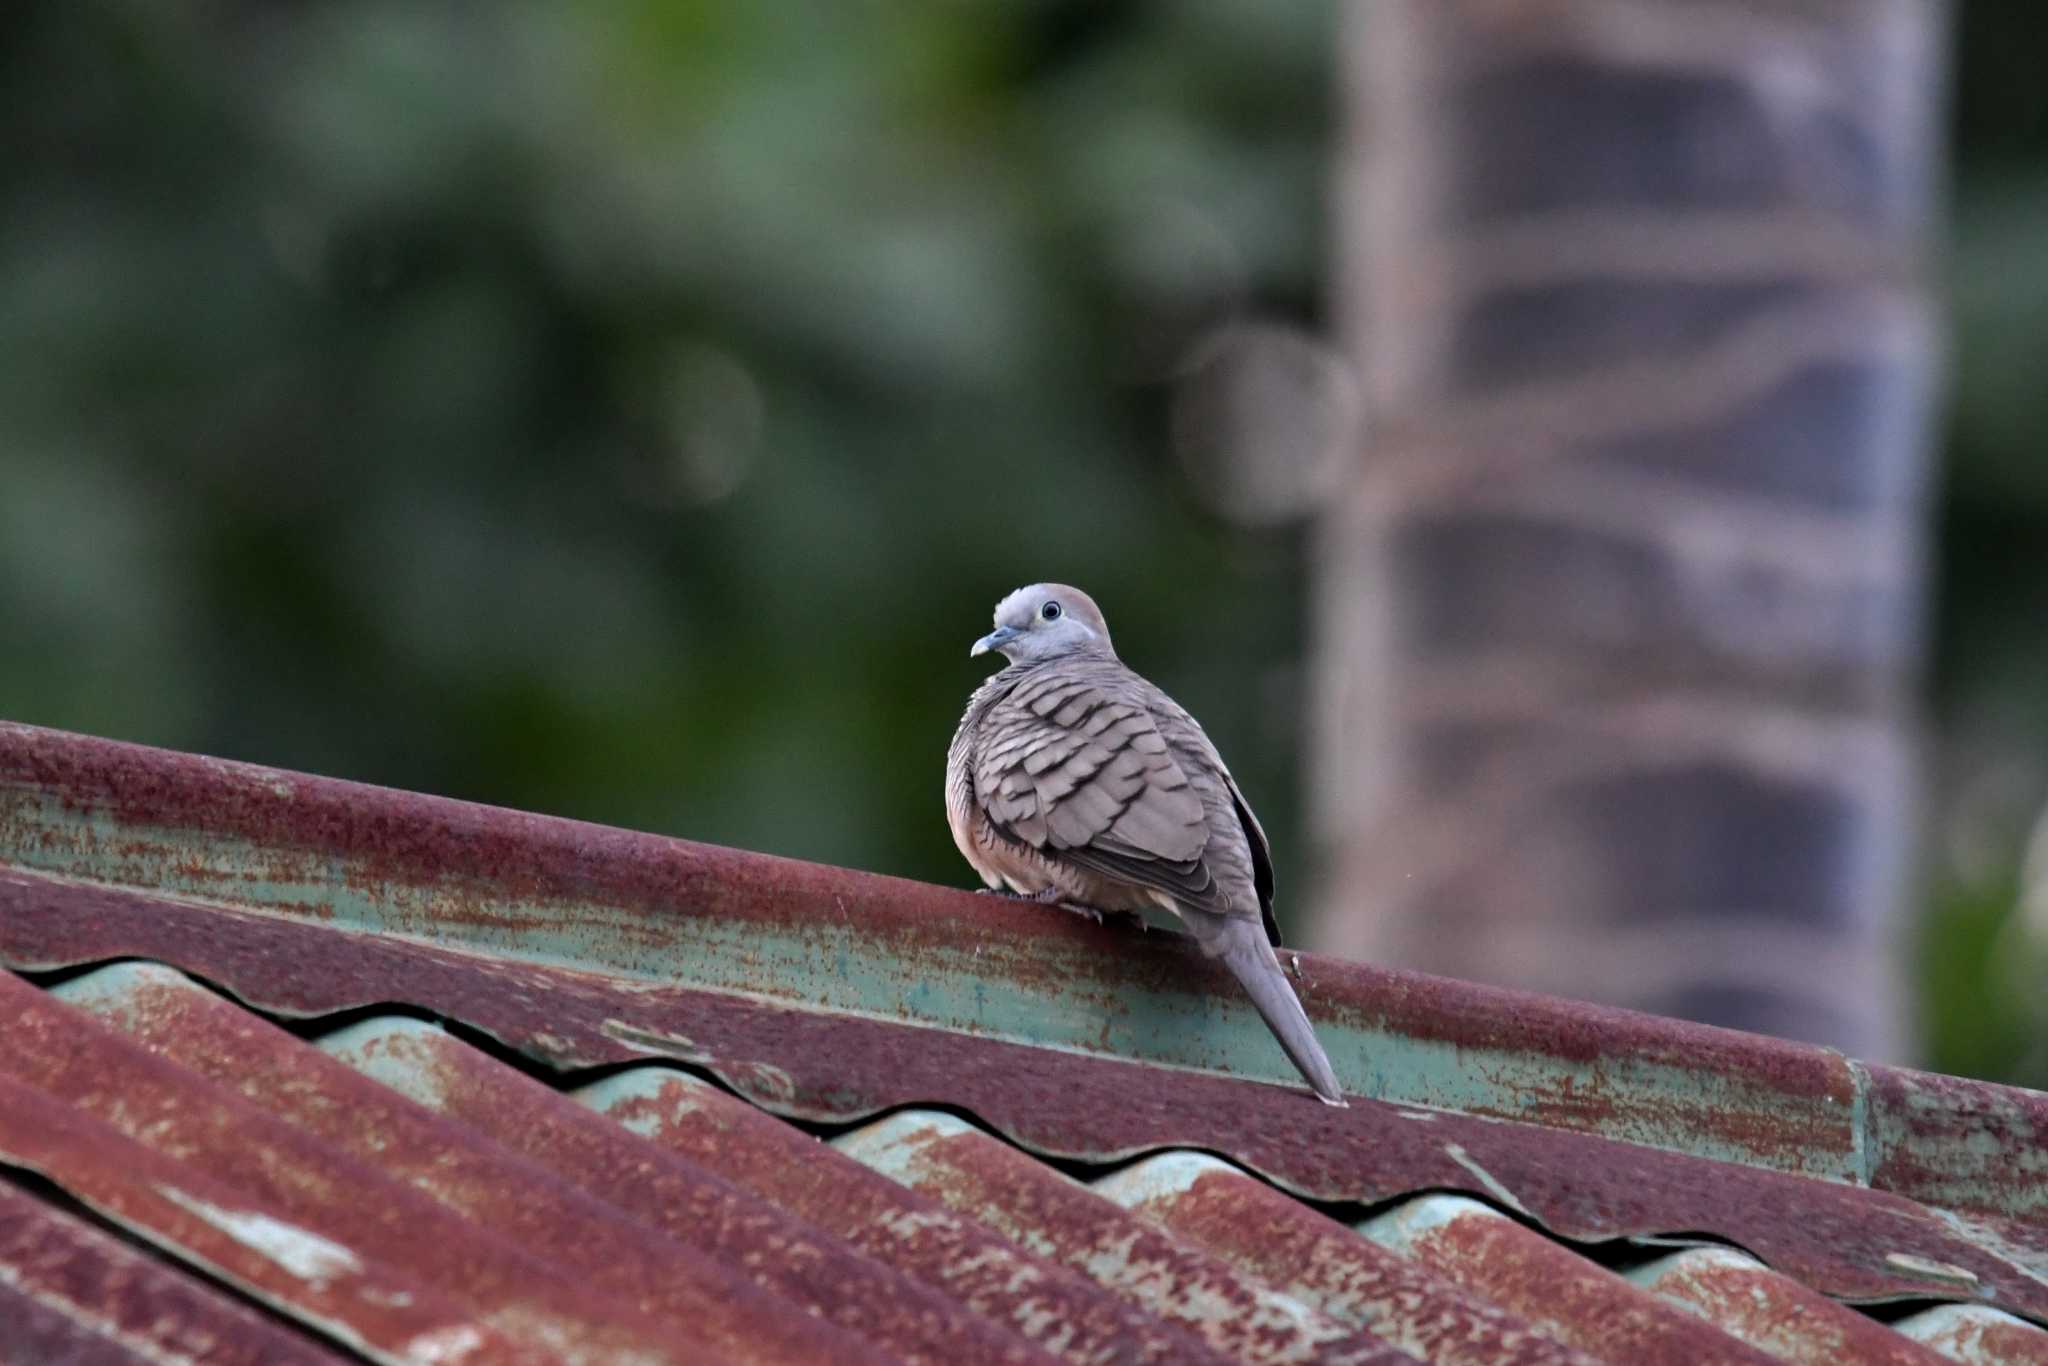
top-left (0, 719), bottom-right (2043, 1364)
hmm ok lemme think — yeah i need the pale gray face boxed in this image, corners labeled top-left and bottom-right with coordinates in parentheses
top-left (971, 583), bottom-right (1114, 664)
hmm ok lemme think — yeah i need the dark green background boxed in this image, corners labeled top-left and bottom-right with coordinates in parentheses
top-left (2, 3), bottom-right (2039, 1085)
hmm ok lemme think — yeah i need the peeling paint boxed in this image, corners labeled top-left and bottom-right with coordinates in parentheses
top-left (156, 1188), bottom-right (362, 1284)
top-left (1442, 1143), bottom-right (1535, 1220)
top-left (1885, 1251), bottom-right (1980, 1286)
top-left (0, 1182), bottom-right (347, 1366)
top-left (403, 1324), bottom-right (486, 1363)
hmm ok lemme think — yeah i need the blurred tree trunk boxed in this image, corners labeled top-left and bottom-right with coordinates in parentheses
top-left (1312, 0), bottom-right (1944, 1059)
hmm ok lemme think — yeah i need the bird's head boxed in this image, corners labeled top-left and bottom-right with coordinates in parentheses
top-left (971, 583), bottom-right (1115, 664)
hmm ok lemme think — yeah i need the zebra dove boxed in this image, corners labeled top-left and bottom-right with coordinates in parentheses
top-left (946, 583), bottom-right (1346, 1105)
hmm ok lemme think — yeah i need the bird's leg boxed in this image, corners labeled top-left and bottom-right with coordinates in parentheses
top-left (1025, 887), bottom-right (1097, 920)
top-left (976, 886), bottom-right (1144, 931)
top-left (974, 886), bottom-right (1087, 913)
top-left (1030, 889), bottom-right (1149, 932)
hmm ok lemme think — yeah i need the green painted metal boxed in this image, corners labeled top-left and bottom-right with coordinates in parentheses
top-left (0, 762), bottom-right (1381, 1100)
top-left (317, 1017), bottom-right (460, 1111)
top-left (2, 720), bottom-right (2044, 1222)
top-left (1357, 1195), bottom-right (1501, 1257)
top-left (1092, 1151), bottom-right (1243, 1208)
top-left (44, 958), bottom-right (183, 1022)
top-left (575, 1070), bottom-right (726, 1136)
top-left (830, 1112), bottom-right (984, 1197)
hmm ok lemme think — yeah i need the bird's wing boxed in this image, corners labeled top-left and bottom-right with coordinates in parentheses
top-left (1224, 767), bottom-right (1282, 946)
top-left (1148, 695), bottom-right (1273, 933)
top-left (973, 661), bottom-right (1240, 915)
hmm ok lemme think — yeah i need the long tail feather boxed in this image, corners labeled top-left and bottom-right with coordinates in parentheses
top-left (1211, 916), bottom-right (1347, 1106)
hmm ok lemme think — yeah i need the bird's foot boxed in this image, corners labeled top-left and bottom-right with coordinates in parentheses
top-left (1023, 888), bottom-right (1108, 923)
top-left (978, 887), bottom-right (1144, 931)
top-left (973, 887), bottom-right (1064, 904)
top-left (1051, 898), bottom-right (1149, 932)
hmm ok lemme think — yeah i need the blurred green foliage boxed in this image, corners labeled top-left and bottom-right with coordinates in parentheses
top-left (1923, 4), bottom-right (2048, 1087)
top-left (2, 2), bottom-right (2041, 1083)
top-left (0, 0), bottom-right (1326, 898)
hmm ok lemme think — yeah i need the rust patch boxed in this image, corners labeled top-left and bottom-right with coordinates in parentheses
top-left (1, 871), bottom-right (2041, 1325)
top-left (0, 971), bottom-right (871, 1366)
top-left (592, 1073), bottom-right (1240, 1366)
top-left (309, 1016), bottom-right (1055, 1366)
top-left (1898, 1306), bottom-right (2048, 1365)
top-left (1121, 1164), bottom-right (1592, 1365)
top-left (0, 1181), bottom-right (346, 1365)
top-left (0, 719), bottom-right (1920, 1188)
top-left (1381, 1201), bottom-right (1775, 1366)
top-left (845, 1119), bottom-right (1413, 1365)
top-left (1469, 1043), bottom-right (1858, 1168)
top-left (60, 972), bottom-right (924, 1366)
top-left (1865, 1062), bottom-right (2048, 1224)
top-left (0, 1070), bottom-right (568, 1364)
top-left (1633, 1248), bottom-right (1949, 1365)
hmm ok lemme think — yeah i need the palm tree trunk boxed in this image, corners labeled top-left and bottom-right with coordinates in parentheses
top-left (1313, 0), bottom-right (1945, 1059)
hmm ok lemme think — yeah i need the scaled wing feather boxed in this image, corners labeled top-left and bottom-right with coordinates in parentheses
top-left (973, 663), bottom-right (1222, 909)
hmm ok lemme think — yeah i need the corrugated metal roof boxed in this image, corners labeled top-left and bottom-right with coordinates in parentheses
top-left (1, 719), bottom-right (2044, 1364)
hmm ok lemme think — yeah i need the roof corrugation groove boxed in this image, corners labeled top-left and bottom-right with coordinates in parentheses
top-left (1, 721), bottom-right (2045, 1364)
top-left (0, 1177), bottom-right (350, 1366)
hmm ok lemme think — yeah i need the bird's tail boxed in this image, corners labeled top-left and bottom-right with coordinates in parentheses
top-left (1209, 915), bottom-right (1347, 1106)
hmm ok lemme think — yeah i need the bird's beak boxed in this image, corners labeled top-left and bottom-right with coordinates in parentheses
top-left (971, 625), bottom-right (1018, 658)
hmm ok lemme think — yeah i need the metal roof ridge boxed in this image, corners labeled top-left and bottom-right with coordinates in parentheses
top-left (2, 719), bottom-right (2043, 1220)
top-left (6, 902), bottom-right (2044, 1320)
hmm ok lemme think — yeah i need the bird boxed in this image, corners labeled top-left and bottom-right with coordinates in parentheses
top-left (946, 582), bottom-right (1346, 1106)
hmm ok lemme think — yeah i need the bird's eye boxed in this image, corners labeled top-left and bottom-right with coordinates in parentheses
top-left (1041, 601), bottom-right (1062, 621)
